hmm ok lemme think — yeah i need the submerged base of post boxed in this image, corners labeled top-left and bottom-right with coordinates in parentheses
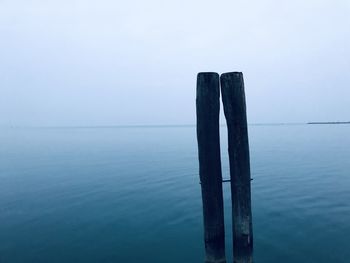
top-left (233, 240), bottom-right (253, 263)
top-left (233, 255), bottom-right (253, 263)
top-left (205, 259), bottom-right (227, 263)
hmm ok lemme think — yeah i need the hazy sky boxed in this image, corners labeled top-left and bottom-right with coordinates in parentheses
top-left (1, 0), bottom-right (349, 126)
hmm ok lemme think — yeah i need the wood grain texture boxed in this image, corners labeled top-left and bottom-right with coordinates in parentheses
top-left (196, 72), bottom-right (226, 263)
top-left (220, 72), bottom-right (253, 263)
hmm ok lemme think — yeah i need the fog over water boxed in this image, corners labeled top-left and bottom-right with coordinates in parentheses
top-left (1, 0), bottom-right (350, 126)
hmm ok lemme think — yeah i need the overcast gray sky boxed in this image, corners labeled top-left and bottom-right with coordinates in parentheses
top-left (1, 0), bottom-right (349, 126)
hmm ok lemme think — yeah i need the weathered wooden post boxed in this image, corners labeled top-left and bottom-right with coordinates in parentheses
top-left (220, 72), bottom-right (253, 263)
top-left (196, 72), bottom-right (226, 263)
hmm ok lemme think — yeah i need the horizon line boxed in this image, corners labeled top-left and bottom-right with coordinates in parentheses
top-left (2, 122), bottom-right (308, 129)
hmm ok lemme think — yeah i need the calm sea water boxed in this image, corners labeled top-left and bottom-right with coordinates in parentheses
top-left (1, 125), bottom-right (350, 263)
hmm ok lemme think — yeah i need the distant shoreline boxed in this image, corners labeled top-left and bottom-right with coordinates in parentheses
top-left (308, 121), bottom-right (350, 125)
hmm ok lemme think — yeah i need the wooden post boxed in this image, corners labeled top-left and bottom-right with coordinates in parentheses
top-left (196, 72), bottom-right (226, 263)
top-left (220, 72), bottom-right (253, 263)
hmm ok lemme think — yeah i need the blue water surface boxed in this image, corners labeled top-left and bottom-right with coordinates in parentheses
top-left (0, 124), bottom-right (349, 262)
